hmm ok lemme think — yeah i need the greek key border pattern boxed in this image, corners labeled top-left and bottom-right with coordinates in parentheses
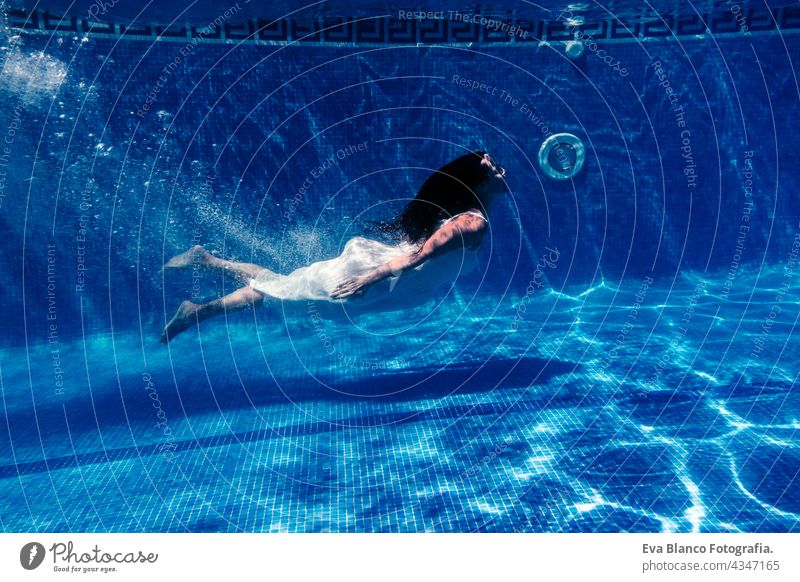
top-left (6, 7), bottom-right (800, 46)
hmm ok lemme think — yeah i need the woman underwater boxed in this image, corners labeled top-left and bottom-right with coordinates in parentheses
top-left (160, 151), bottom-right (508, 343)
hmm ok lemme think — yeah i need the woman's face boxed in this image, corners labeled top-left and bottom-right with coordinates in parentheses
top-left (480, 153), bottom-right (508, 195)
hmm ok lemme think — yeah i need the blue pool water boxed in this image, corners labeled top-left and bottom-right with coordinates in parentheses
top-left (1, 1), bottom-right (799, 532)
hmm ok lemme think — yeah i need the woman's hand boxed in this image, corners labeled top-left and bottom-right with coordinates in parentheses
top-left (330, 275), bottom-right (372, 299)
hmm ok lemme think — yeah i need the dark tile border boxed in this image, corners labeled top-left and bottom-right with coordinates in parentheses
top-left (0, 399), bottom-right (533, 479)
top-left (6, 7), bottom-right (800, 46)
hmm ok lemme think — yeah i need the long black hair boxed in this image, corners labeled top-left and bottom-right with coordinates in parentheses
top-left (372, 151), bottom-right (491, 243)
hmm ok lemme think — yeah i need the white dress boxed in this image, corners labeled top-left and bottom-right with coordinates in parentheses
top-left (248, 211), bottom-right (486, 319)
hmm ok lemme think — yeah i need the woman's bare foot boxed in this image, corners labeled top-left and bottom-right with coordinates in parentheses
top-left (160, 300), bottom-right (200, 343)
top-left (163, 245), bottom-right (212, 269)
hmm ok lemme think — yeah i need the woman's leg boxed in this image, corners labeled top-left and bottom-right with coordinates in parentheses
top-left (160, 286), bottom-right (266, 344)
top-left (164, 245), bottom-right (267, 285)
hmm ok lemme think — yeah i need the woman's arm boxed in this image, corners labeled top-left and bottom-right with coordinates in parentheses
top-left (330, 213), bottom-right (486, 299)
